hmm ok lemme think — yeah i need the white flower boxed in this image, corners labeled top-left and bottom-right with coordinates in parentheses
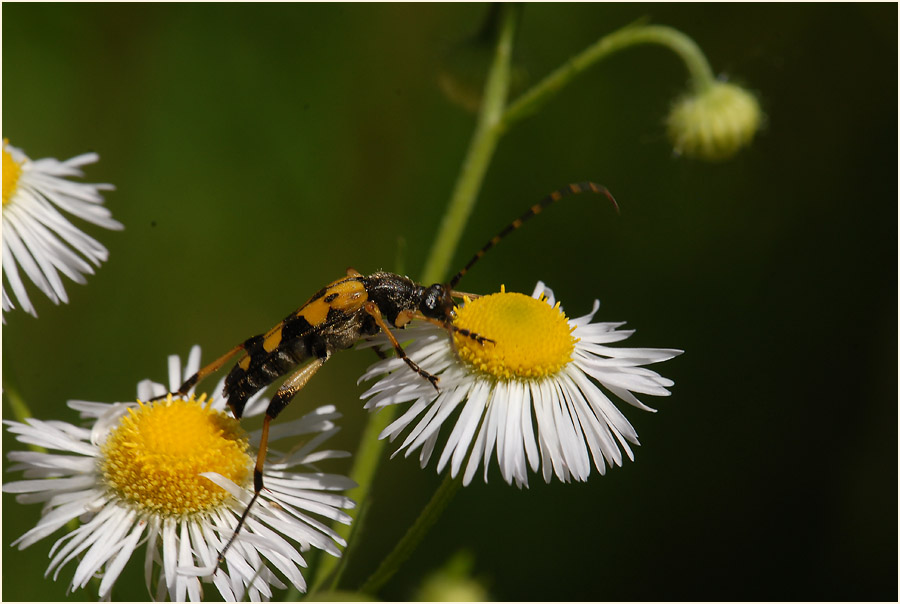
top-left (359, 282), bottom-right (682, 488)
top-left (1, 139), bottom-right (122, 318)
top-left (3, 346), bottom-right (356, 601)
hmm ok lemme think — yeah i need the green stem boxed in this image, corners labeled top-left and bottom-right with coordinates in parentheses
top-left (311, 8), bottom-right (520, 594)
top-left (3, 383), bottom-right (46, 454)
top-left (309, 381), bottom-right (401, 594)
top-left (3, 382), bottom-right (34, 423)
top-left (311, 206), bottom-right (417, 597)
top-left (359, 473), bottom-right (463, 596)
top-left (420, 3), bottom-right (520, 285)
top-left (311, 5), bottom-right (520, 598)
top-left (502, 24), bottom-right (716, 129)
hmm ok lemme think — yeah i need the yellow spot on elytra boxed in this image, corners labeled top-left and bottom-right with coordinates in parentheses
top-left (2, 142), bottom-right (22, 207)
top-left (263, 325), bottom-right (283, 352)
top-left (325, 280), bottom-right (367, 312)
top-left (452, 288), bottom-right (575, 380)
top-left (301, 298), bottom-right (331, 325)
top-left (300, 278), bottom-right (368, 325)
top-left (100, 394), bottom-right (252, 516)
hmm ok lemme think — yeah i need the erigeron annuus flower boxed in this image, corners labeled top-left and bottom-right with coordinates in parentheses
top-left (1, 139), bottom-right (122, 318)
top-left (3, 346), bottom-right (355, 601)
top-left (359, 282), bottom-right (682, 488)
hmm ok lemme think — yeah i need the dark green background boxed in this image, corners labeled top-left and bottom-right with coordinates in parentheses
top-left (3, 4), bottom-right (896, 601)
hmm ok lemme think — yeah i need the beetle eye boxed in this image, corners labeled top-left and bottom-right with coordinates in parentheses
top-left (420, 284), bottom-right (446, 316)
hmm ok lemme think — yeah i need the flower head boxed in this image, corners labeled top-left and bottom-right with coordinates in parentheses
top-left (360, 282), bottom-right (682, 488)
top-left (3, 346), bottom-right (355, 601)
top-left (415, 550), bottom-right (489, 602)
top-left (666, 81), bottom-right (762, 161)
top-left (2, 139), bottom-right (122, 318)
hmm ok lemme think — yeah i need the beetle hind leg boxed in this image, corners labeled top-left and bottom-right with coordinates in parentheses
top-left (216, 357), bottom-right (328, 566)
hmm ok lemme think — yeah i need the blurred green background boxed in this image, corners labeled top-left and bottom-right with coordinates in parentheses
top-left (3, 3), bottom-right (896, 601)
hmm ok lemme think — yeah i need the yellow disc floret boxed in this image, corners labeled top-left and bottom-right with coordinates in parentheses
top-left (452, 286), bottom-right (576, 380)
top-left (2, 141), bottom-right (22, 207)
top-left (100, 394), bottom-right (252, 517)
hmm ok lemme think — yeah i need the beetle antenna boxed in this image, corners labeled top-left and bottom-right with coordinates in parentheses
top-left (448, 182), bottom-right (617, 289)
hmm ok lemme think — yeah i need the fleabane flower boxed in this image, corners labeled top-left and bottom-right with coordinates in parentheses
top-left (3, 346), bottom-right (355, 601)
top-left (666, 80), bottom-right (762, 161)
top-left (359, 282), bottom-right (682, 488)
top-left (2, 139), bottom-right (122, 318)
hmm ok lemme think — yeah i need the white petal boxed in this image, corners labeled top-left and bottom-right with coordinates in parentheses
top-left (550, 378), bottom-right (589, 481)
top-left (475, 386), bottom-right (501, 483)
top-left (440, 380), bottom-right (489, 477)
top-left (186, 346), bottom-right (202, 380)
top-left (98, 517), bottom-right (146, 598)
top-left (162, 518), bottom-right (178, 598)
top-left (168, 354), bottom-right (182, 393)
top-left (462, 401), bottom-right (491, 487)
top-left (520, 382), bottom-right (540, 473)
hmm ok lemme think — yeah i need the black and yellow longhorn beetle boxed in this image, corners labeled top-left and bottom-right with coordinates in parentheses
top-left (160, 182), bottom-right (616, 562)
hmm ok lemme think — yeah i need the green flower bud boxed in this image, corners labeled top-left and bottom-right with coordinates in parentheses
top-left (666, 81), bottom-right (762, 161)
top-left (415, 550), bottom-right (490, 602)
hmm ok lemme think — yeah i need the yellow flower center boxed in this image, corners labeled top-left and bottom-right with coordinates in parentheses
top-left (100, 394), bottom-right (252, 517)
top-left (452, 286), bottom-right (576, 380)
top-left (2, 142), bottom-right (22, 207)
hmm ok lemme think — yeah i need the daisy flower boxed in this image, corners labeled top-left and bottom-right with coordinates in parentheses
top-left (359, 282), bottom-right (683, 488)
top-left (3, 346), bottom-right (356, 601)
top-left (2, 139), bottom-right (122, 318)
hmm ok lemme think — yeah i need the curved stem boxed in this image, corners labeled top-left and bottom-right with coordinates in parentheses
top-left (503, 24), bottom-right (716, 129)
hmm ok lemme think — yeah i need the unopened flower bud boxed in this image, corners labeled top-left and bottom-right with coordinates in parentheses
top-left (415, 551), bottom-right (490, 602)
top-left (666, 81), bottom-right (762, 161)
